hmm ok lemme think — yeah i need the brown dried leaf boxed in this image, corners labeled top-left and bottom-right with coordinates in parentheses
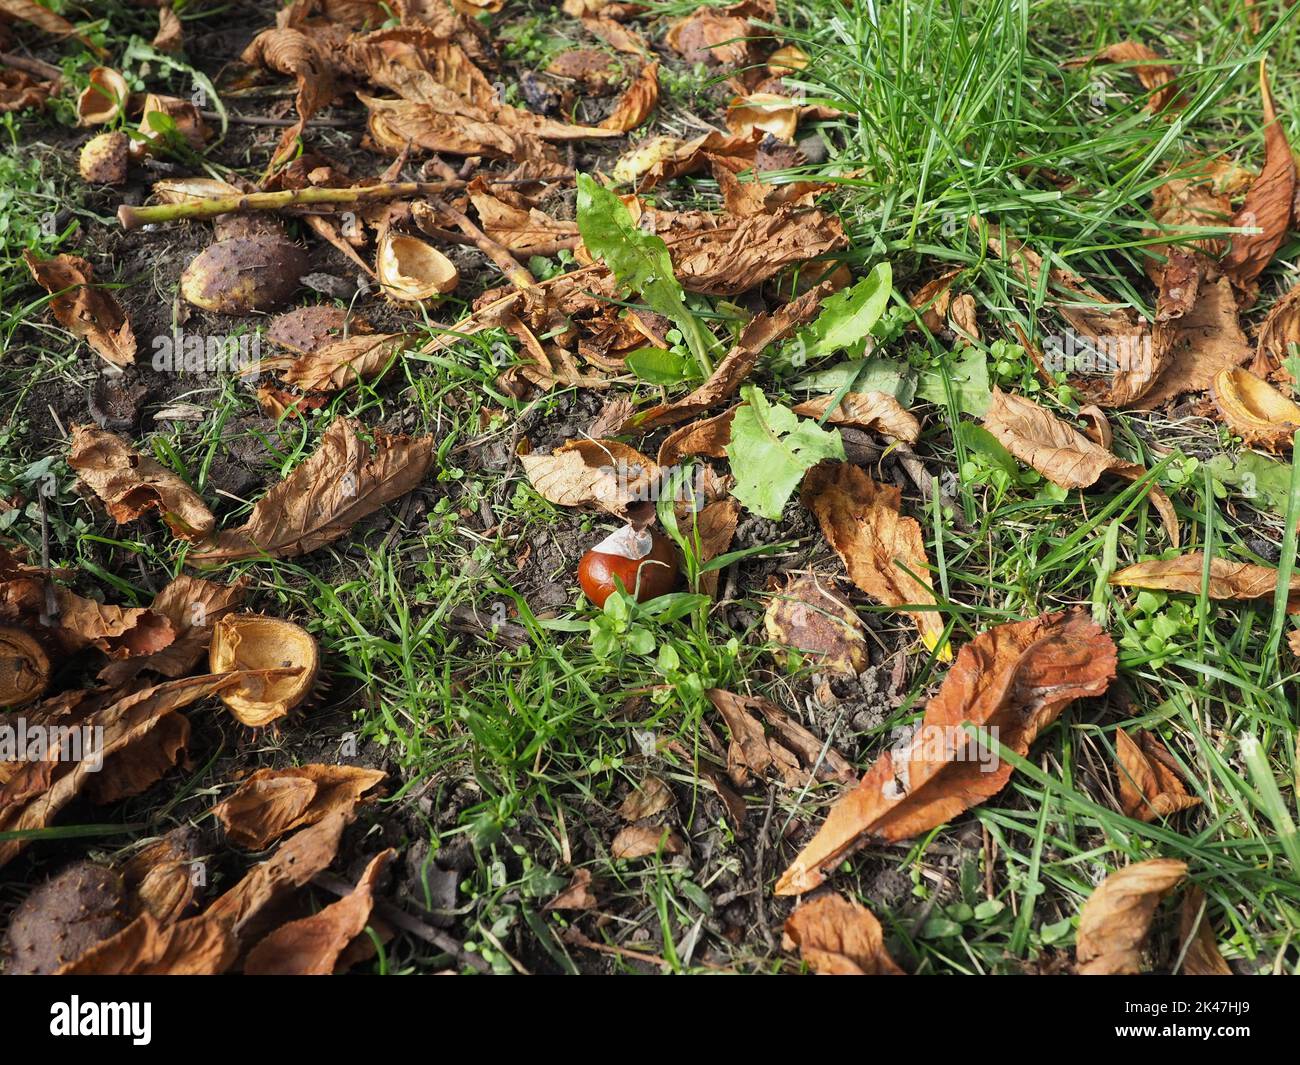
top-left (244, 848), bottom-right (394, 974)
top-left (686, 496), bottom-right (739, 597)
top-left (123, 829), bottom-right (199, 925)
top-left (793, 392), bottom-right (920, 444)
top-left (707, 688), bottom-right (852, 789)
top-left (279, 333), bottom-right (413, 392)
top-left (581, 14), bottom-right (650, 56)
top-left (764, 574), bottom-right (869, 676)
top-left (611, 824), bottom-right (684, 859)
top-left (214, 764), bottom-right (386, 849)
top-left (520, 438), bottom-right (658, 525)
top-left (0, 67), bottom-right (55, 113)
top-left (68, 425), bottom-right (214, 540)
top-left (619, 775), bottom-right (674, 821)
top-left (23, 251), bottom-right (136, 366)
top-left (1178, 886), bottom-right (1232, 976)
top-left (241, 28), bottom-right (336, 168)
top-left (783, 892), bottom-right (904, 975)
top-left (665, 7), bottom-right (755, 66)
top-left (656, 408), bottom-right (735, 467)
top-left (469, 181), bottom-right (579, 255)
top-left (612, 130), bottom-right (759, 190)
top-left (1254, 278), bottom-right (1300, 386)
top-left (983, 389), bottom-right (1179, 546)
top-left (1221, 64), bottom-right (1295, 291)
top-left (1076, 858), bottom-right (1187, 975)
top-left (58, 910), bottom-right (237, 975)
top-left (600, 61), bottom-right (658, 132)
top-left (189, 418), bottom-right (434, 563)
top-left (1114, 729), bottom-right (1200, 822)
top-left (800, 462), bottom-right (947, 656)
top-left (153, 5), bottom-right (183, 52)
top-left (1109, 550), bottom-right (1300, 600)
top-left (776, 610), bottom-right (1116, 895)
top-left (545, 868), bottom-right (599, 911)
top-left (1071, 40), bottom-right (1184, 112)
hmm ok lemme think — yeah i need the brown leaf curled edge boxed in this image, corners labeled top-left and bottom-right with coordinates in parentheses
top-left (189, 418), bottom-right (434, 564)
top-left (783, 892), bottom-right (904, 975)
top-left (776, 610), bottom-right (1116, 895)
top-left (1076, 858), bottom-right (1187, 975)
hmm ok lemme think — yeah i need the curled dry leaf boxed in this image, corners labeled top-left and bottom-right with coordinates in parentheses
top-left (0, 672), bottom-right (261, 868)
top-left (130, 93), bottom-right (207, 160)
top-left (208, 614), bottom-right (319, 728)
top-left (58, 909), bottom-right (236, 976)
top-left (0, 574), bottom-right (174, 660)
top-left (1211, 366), bottom-right (1300, 451)
top-left (665, 5), bottom-right (756, 66)
top-left (153, 5), bottom-right (183, 52)
top-left (801, 462), bottom-right (947, 657)
top-left (1069, 40), bottom-right (1183, 112)
top-left (982, 389), bottom-right (1179, 546)
top-left (706, 688), bottom-right (854, 789)
top-left (213, 763), bottom-right (386, 849)
top-left (180, 236), bottom-right (308, 315)
top-left (0, 624), bottom-right (50, 706)
top-left (1221, 63), bottom-right (1295, 292)
top-left (468, 182), bottom-right (579, 255)
top-left (23, 251), bottom-right (136, 366)
top-left (1109, 550), bottom-right (1300, 602)
top-left (656, 407), bottom-right (735, 467)
top-left (279, 332), bottom-right (413, 392)
top-left (1178, 886), bottom-right (1232, 976)
top-left (520, 438), bottom-right (658, 525)
top-left (783, 892), bottom-right (904, 975)
top-left (611, 824), bottom-right (684, 859)
top-left (76, 67), bottom-right (128, 126)
top-left (68, 424), bottom-right (215, 540)
top-left (600, 61), bottom-right (659, 132)
top-left (619, 775), bottom-right (674, 822)
top-left (244, 849), bottom-right (395, 975)
top-left (1114, 729), bottom-right (1200, 821)
top-left (242, 28), bottom-right (336, 168)
top-left (1254, 279), bottom-right (1300, 386)
top-left (0, 67), bottom-right (55, 113)
top-left (1076, 858), bottom-right (1187, 975)
top-left (547, 49), bottom-right (625, 93)
top-left (764, 574), bottom-right (870, 676)
top-left (726, 92), bottom-right (800, 142)
top-left (79, 130), bottom-right (129, 185)
top-left (376, 230), bottom-right (458, 301)
top-left (612, 130), bottom-right (759, 189)
top-left (581, 14), bottom-right (650, 56)
top-left (189, 418), bottom-right (435, 564)
top-left (768, 45), bottom-right (810, 76)
top-left (123, 829), bottom-right (199, 925)
top-left (98, 574), bottom-right (248, 686)
top-left (684, 496), bottom-right (739, 597)
top-left (793, 392), bottom-right (920, 444)
top-left (776, 610), bottom-right (1116, 895)
top-left (545, 868), bottom-right (599, 911)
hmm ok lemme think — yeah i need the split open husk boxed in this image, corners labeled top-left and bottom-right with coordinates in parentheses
top-left (77, 67), bottom-right (129, 126)
top-left (1211, 366), bottom-right (1300, 451)
top-left (0, 626), bottom-right (51, 707)
top-left (208, 614), bottom-right (319, 727)
top-left (376, 231), bottom-right (459, 302)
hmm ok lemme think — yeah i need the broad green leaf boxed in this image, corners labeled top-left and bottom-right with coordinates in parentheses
top-left (955, 422), bottom-right (1017, 477)
top-left (575, 173), bottom-right (716, 374)
top-left (726, 385), bottom-right (845, 518)
top-left (801, 262), bottom-right (893, 360)
top-left (794, 356), bottom-right (917, 403)
top-left (917, 344), bottom-right (991, 416)
top-left (626, 345), bottom-right (696, 385)
top-left (1205, 451), bottom-right (1294, 516)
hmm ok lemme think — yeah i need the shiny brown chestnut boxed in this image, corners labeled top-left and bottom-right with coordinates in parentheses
top-left (578, 526), bottom-right (678, 608)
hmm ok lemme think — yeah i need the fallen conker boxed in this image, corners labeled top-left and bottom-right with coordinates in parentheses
top-left (578, 526), bottom-right (678, 608)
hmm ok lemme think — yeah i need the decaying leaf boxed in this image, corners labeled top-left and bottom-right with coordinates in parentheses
top-left (600, 61), bottom-right (658, 132)
top-left (1211, 366), bottom-right (1300, 451)
top-left (23, 251), bottom-right (136, 366)
top-left (189, 418), bottom-right (434, 564)
top-left (1114, 729), bottom-right (1200, 821)
top-left (1109, 551), bottom-right (1300, 602)
top-left (656, 407), bottom-right (735, 467)
top-left (1076, 858), bottom-right (1187, 975)
top-left (726, 92), bottom-right (800, 142)
top-left (611, 824), bottom-right (684, 859)
top-left (208, 614), bottom-right (319, 728)
top-left (982, 389), bottom-right (1179, 546)
top-left (793, 392), bottom-right (921, 444)
top-left (801, 461), bottom-right (947, 656)
top-left (469, 182), bottom-right (579, 255)
top-left (612, 129), bottom-right (759, 189)
top-left (764, 574), bottom-right (870, 676)
top-left (1178, 886), bottom-right (1232, 976)
top-left (1220, 63), bottom-right (1295, 293)
top-left (520, 438), bottom-right (658, 525)
top-left (58, 909), bottom-right (237, 976)
top-left (1254, 278), bottom-right (1300, 386)
top-left (68, 425), bottom-right (215, 540)
top-left (619, 775), bottom-right (674, 822)
top-left (776, 610), bottom-right (1116, 895)
top-left (0, 67), bottom-right (55, 113)
top-left (277, 332), bottom-right (413, 392)
top-left (665, 4), bottom-right (758, 66)
top-left (242, 28), bottom-right (336, 168)
top-left (545, 868), bottom-right (599, 911)
top-left (123, 829), bottom-right (199, 925)
top-left (1069, 40), bottom-right (1184, 112)
top-left (0, 624), bottom-right (50, 706)
top-left (783, 892), bottom-right (904, 975)
top-left (214, 763), bottom-right (386, 849)
top-left (706, 688), bottom-right (853, 789)
top-left (244, 849), bottom-right (394, 974)
top-left (153, 5), bottom-right (183, 52)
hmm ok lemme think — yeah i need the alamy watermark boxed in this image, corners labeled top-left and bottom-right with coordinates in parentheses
top-left (0, 718), bottom-right (105, 772)
top-left (1040, 330), bottom-right (1154, 378)
top-left (150, 330), bottom-right (262, 378)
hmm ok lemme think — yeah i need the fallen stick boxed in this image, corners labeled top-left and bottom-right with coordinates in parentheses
top-left (116, 180), bottom-right (464, 230)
